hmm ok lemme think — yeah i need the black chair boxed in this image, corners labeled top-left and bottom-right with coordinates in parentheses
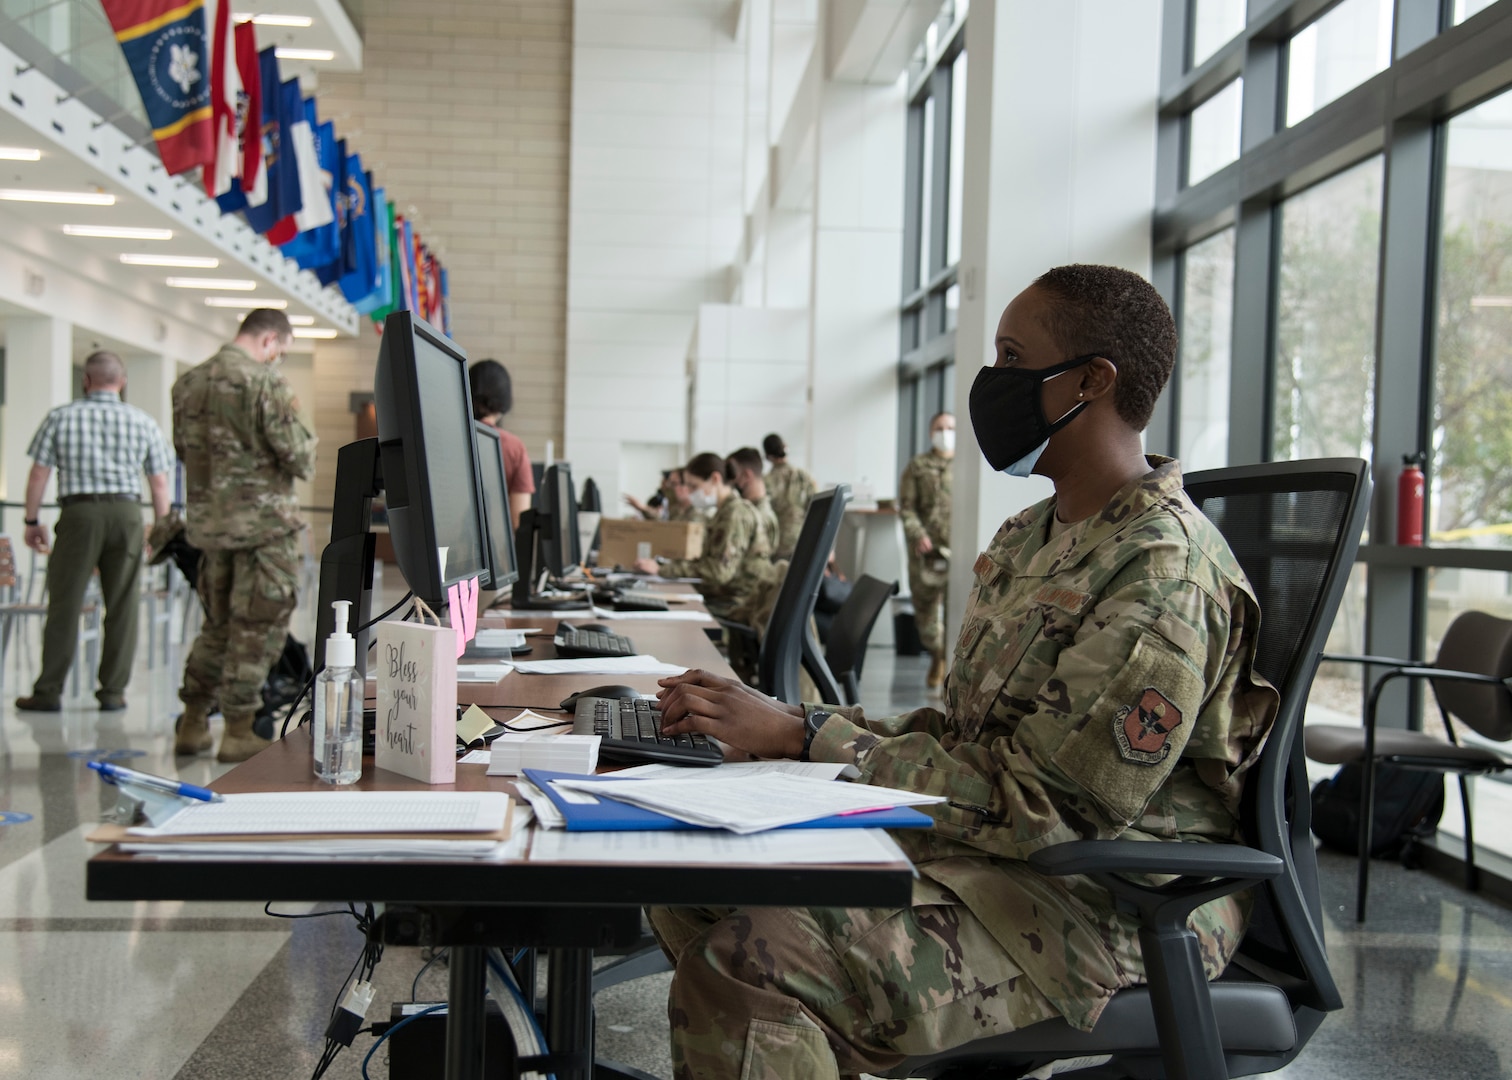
top-left (721, 486), bottom-right (851, 703)
top-left (1304, 610), bottom-right (1512, 922)
top-left (823, 574), bottom-right (897, 705)
top-left (880, 457), bottom-right (1369, 1080)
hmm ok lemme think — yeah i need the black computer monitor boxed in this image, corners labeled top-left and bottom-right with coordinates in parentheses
top-left (473, 421), bottom-right (519, 592)
top-left (314, 311), bottom-right (489, 677)
top-left (375, 312), bottom-right (488, 604)
top-left (535, 463), bottom-right (581, 578)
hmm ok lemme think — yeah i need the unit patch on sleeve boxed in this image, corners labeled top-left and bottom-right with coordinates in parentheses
top-left (1113, 687), bottom-right (1184, 764)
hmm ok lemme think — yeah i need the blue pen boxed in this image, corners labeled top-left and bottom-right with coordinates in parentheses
top-left (87, 760), bottom-right (224, 803)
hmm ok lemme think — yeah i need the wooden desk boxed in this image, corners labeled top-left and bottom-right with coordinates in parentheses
top-left (87, 606), bottom-right (913, 1080)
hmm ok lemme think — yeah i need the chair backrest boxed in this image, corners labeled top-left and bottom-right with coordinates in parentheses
top-left (760, 485), bottom-right (851, 704)
top-left (1430, 610), bottom-right (1512, 742)
top-left (824, 574), bottom-right (897, 701)
top-left (1182, 457), bottom-right (1371, 1014)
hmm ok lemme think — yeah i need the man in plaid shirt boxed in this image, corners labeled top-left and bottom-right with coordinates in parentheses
top-left (16, 351), bottom-right (173, 712)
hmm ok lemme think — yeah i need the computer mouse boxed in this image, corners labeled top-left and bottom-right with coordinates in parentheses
top-left (560, 684), bottom-right (644, 711)
top-left (574, 622), bottom-right (613, 634)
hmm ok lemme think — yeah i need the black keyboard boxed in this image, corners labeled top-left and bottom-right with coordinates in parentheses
top-left (611, 589), bottom-right (670, 612)
top-left (554, 626), bottom-right (636, 658)
top-left (572, 696), bottom-right (722, 766)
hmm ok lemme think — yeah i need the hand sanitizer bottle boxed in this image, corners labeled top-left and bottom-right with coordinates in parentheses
top-left (313, 599), bottom-right (363, 785)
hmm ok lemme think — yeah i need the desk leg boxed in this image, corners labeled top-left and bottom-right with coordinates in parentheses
top-left (546, 947), bottom-right (594, 1080)
top-left (445, 945), bottom-right (487, 1080)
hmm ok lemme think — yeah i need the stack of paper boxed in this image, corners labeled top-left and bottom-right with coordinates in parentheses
top-left (547, 773), bottom-right (944, 834)
top-left (512, 656), bottom-right (686, 677)
top-left (474, 628), bottom-right (531, 649)
top-left (457, 662), bottom-right (515, 683)
top-left (587, 607), bottom-right (715, 623)
top-left (89, 791), bottom-right (523, 862)
top-left (529, 827), bottom-right (909, 865)
top-left (486, 733), bottom-right (601, 776)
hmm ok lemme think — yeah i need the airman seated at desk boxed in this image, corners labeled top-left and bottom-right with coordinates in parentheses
top-left (635, 451), bottom-right (779, 628)
top-left (647, 265), bottom-right (1280, 1080)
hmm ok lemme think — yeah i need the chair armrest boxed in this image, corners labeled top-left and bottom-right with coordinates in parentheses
top-left (1027, 839), bottom-right (1284, 881)
top-left (1321, 652), bottom-right (1410, 667)
top-left (1389, 667), bottom-right (1511, 687)
top-left (714, 617), bottom-right (758, 637)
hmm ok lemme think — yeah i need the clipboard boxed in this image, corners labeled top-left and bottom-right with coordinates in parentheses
top-left (522, 769), bottom-right (934, 833)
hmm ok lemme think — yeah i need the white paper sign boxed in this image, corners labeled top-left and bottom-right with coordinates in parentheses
top-left (375, 621), bottom-right (458, 785)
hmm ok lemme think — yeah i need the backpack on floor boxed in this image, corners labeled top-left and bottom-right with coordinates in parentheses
top-left (1310, 763), bottom-right (1445, 859)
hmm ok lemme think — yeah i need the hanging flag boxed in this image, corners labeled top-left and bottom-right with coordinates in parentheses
top-left (288, 98), bottom-right (333, 233)
top-left (407, 220), bottom-right (421, 313)
top-left (338, 160), bottom-right (378, 304)
top-left (281, 116), bottom-right (340, 270)
top-left (353, 186), bottom-right (391, 316)
top-left (370, 201), bottom-right (401, 323)
top-left (439, 266), bottom-right (451, 337)
top-left (394, 215), bottom-right (414, 313)
top-left (101, 0), bottom-right (214, 176)
top-left (202, 0), bottom-right (239, 196)
top-left (215, 20), bottom-right (262, 212)
top-left (315, 139), bottom-right (351, 287)
top-left (244, 59), bottom-right (302, 239)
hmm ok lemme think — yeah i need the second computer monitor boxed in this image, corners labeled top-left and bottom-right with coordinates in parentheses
top-left (536, 463), bottom-right (581, 577)
top-left (473, 422), bottom-right (519, 591)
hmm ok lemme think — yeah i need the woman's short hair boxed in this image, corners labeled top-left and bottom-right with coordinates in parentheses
top-left (469, 359), bottom-right (513, 420)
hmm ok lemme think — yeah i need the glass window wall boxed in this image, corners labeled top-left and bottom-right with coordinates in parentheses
top-left (1272, 157), bottom-right (1384, 462)
top-left (1187, 78), bottom-right (1243, 186)
top-left (1431, 88), bottom-right (1512, 548)
top-left (1285, 0), bottom-right (1394, 127)
top-left (1177, 228), bottom-right (1235, 471)
top-left (1191, 0), bottom-right (1246, 68)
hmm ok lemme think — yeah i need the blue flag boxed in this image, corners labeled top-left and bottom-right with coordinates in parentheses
top-left (353, 186), bottom-right (391, 315)
top-left (338, 161), bottom-right (379, 304)
top-left (315, 139), bottom-right (349, 287)
top-left (244, 65), bottom-right (303, 238)
top-left (281, 115), bottom-right (340, 271)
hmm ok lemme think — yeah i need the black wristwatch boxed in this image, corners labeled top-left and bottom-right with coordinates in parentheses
top-left (23, 518), bottom-right (39, 527)
top-left (800, 708), bottom-right (832, 762)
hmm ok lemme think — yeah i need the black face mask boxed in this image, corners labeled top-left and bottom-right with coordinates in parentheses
top-left (969, 354), bottom-right (1099, 475)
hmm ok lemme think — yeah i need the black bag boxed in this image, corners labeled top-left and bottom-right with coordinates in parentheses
top-left (254, 635), bottom-right (314, 738)
top-left (1310, 763), bottom-right (1445, 859)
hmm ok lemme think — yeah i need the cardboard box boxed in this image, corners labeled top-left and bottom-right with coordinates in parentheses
top-left (597, 518), bottom-right (704, 567)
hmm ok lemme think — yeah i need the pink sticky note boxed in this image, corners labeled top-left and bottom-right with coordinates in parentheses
top-left (460, 576), bottom-right (479, 644)
top-left (448, 581), bottom-right (467, 658)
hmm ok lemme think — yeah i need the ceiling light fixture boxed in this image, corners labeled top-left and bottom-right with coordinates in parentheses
top-left (0, 188), bottom-right (114, 205)
top-left (293, 327), bottom-right (339, 339)
top-left (64, 224), bottom-right (173, 240)
top-left (167, 276), bottom-right (257, 290)
top-left (287, 314), bottom-right (316, 325)
top-left (1470, 296), bottom-right (1512, 308)
top-left (275, 47), bottom-right (335, 61)
top-left (233, 12), bottom-right (314, 26)
top-left (0, 147), bottom-right (42, 161)
top-left (205, 296), bottom-right (287, 308)
top-left (121, 253), bottom-right (220, 268)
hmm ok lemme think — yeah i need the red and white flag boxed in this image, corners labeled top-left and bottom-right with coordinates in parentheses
top-left (202, 0), bottom-right (240, 196)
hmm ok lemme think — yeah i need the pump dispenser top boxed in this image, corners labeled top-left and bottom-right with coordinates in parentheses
top-left (326, 600), bottom-right (356, 669)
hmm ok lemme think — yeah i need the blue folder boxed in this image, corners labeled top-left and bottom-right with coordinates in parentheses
top-left (522, 769), bottom-right (935, 833)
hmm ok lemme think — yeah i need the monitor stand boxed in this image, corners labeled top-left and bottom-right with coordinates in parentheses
top-left (511, 509), bottom-right (591, 611)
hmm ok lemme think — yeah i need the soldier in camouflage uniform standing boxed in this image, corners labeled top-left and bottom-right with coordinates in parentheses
top-left (173, 310), bottom-right (315, 762)
top-left (635, 451), bottom-right (778, 625)
top-left (762, 433), bottom-right (817, 558)
top-left (899, 411), bottom-right (955, 687)
top-left (649, 265), bottom-right (1279, 1079)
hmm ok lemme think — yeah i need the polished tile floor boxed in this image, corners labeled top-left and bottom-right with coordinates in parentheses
top-left (0, 619), bottom-right (1509, 1079)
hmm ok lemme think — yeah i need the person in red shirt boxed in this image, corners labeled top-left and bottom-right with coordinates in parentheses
top-left (468, 359), bottom-right (535, 527)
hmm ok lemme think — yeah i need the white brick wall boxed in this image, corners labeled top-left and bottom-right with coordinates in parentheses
top-left (313, 0), bottom-right (572, 462)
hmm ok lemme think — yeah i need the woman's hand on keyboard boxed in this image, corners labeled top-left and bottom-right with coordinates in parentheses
top-left (655, 669), bottom-right (805, 759)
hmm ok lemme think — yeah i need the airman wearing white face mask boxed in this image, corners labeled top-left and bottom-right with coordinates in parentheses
top-left (899, 412), bottom-right (954, 688)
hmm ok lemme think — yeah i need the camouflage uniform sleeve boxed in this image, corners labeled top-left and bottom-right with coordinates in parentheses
top-left (808, 578), bottom-right (1239, 858)
top-left (687, 501), bottom-right (754, 587)
top-left (898, 460), bottom-right (926, 547)
top-left (257, 372), bottom-right (316, 481)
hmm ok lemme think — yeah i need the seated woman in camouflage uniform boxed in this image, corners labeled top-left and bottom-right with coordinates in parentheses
top-left (649, 265), bottom-right (1280, 1080)
top-left (635, 451), bottom-right (779, 625)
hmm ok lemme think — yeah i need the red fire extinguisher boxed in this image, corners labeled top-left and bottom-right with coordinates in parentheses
top-left (1397, 453), bottom-right (1425, 546)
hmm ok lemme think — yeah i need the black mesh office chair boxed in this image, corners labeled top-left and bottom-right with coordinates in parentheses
top-left (715, 486), bottom-right (852, 703)
top-left (823, 574), bottom-right (897, 705)
top-left (880, 457), bottom-right (1369, 1080)
top-left (1305, 609), bottom-right (1512, 922)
